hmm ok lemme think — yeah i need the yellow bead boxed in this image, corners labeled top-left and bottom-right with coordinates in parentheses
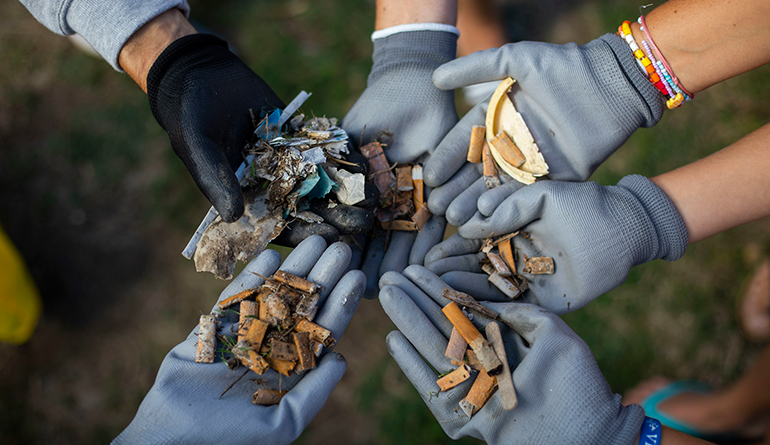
top-left (622, 21), bottom-right (633, 36)
top-left (641, 57), bottom-right (652, 67)
top-left (634, 49), bottom-right (645, 59)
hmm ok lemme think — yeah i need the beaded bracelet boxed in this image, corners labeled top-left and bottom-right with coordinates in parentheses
top-left (638, 15), bottom-right (694, 100)
top-left (640, 39), bottom-right (686, 108)
top-left (618, 21), bottom-right (671, 99)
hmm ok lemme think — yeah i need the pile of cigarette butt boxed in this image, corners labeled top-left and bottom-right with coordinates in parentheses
top-left (195, 270), bottom-right (335, 406)
top-left (361, 141), bottom-right (431, 233)
top-left (438, 288), bottom-right (518, 416)
top-left (477, 231), bottom-right (554, 299)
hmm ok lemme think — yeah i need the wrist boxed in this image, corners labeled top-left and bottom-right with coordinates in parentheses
top-left (375, 0), bottom-right (457, 30)
top-left (118, 8), bottom-right (197, 93)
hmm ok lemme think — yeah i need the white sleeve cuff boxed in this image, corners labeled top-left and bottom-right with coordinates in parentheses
top-left (371, 23), bottom-right (460, 41)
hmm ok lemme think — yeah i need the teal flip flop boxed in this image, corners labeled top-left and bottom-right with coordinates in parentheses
top-left (641, 380), bottom-right (763, 444)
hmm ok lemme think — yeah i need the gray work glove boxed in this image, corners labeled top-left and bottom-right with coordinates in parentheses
top-left (379, 267), bottom-right (645, 444)
top-left (425, 34), bottom-right (665, 226)
top-left (114, 236), bottom-right (365, 444)
top-left (342, 29), bottom-right (458, 164)
top-left (425, 175), bottom-right (688, 314)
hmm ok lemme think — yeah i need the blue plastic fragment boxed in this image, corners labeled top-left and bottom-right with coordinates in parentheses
top-left (253, 108), bottom-right (283, 141)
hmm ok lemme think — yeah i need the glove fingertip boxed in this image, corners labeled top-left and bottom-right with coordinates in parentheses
top-left (215, 190), bottom-right (245, 223)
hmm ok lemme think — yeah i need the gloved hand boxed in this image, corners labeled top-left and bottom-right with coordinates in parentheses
top-left (424, 34), bottom-right (665, 225)
top-left (147, 34), bottom-right (284, 223)
top-left (425, 175), bottom-right (688, 314)
top-left (342, 29), bottom-right (458, 164)
top-left (114, 236), bottom-right (365, 444)
top-left (379, 267), bottom-right (645, 445)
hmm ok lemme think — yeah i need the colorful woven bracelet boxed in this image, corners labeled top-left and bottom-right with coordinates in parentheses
top-left (638, 15), bottom-right (694, 99)
top-left (639, 39), bottom-right (686, 108)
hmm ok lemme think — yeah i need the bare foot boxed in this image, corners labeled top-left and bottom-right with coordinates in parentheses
top-left (740, 258), bottom-right (770, 342)
top-left (623, 377), bottom-right (763, 437)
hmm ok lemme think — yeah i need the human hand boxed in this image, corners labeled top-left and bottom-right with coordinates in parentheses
top-left (424, 34), bottom-right (665, 224)
top-left (147, 33), bottom-right (284, 223)
top-left (379, 267), bottom-right (645, 445)
top-left (342, 29), bottom-right (458, 164)
top-left (425, 175), bottom-right (688, 314)
top-left (114, 236), bottom-right (365, 444)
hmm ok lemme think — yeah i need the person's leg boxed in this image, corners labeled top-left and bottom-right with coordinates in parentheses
top-left (624, 346), bottom-right (770, 436)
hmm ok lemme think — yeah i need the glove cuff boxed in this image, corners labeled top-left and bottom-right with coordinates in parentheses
top-left (370, 29), bottom-right (458, 80)
top-left (592, 34), bottom-right (665, 129)
top-left (618, 174), bottom-right (688, 263)
top-left (608, 403), bottom-right (646, 445)
top-left (146, 33), bottom-right (230, 127)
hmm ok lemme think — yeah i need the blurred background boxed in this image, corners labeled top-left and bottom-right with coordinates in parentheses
top-left (1, 0), bottom-right (769, 443)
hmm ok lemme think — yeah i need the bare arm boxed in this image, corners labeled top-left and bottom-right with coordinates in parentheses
top-left (117, 8), bottom-right (196, 93)
top-left (628, 0), bottom-right (770, 93)
top-left (652, 123), bottom-right (770, 244)
top-left (375, 0), bottom-right (457, 30)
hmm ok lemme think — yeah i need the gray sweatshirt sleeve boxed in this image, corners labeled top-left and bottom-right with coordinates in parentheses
top-left (18, 0), bottom-right (190, 71)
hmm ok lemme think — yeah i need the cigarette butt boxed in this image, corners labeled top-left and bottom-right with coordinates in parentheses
top-left (482, 142), bottom-right (501, 189)
top-left (482, 141), bottom-right (496, 177)
top-left (295, 319), bottom-right (336, 348)
top-left (235, 346), bottom-right (269, 375)
top-left (244, 318), bottom-right (269, 350)
top-left (412, 165), bottom-right (424, 209)
top-left (310, 340), bottom-right (324, 357)
top-left (361, 142), bottom-right (396, 195)
top-left (411, 205), bottom-right (432, 231)
top-left (293, 332), bottom-right (316, 373)
top-left (256, 287), bottom-right (272, 321)
top-left (466, 349), bottom-right (482, 371)
top-left (459, 368), bottom-right (498, 417)
top-left (380, 220), bottom-right (417, 231)
top-left (397, 166), bottom-right (413, 191)
top-left (445, 327), bottom-right (468, 362)
top-left (195, 315), bottom-right (216, 364)
top-left (498, 239), bottom-right (516, 272)
top-left (491, 131), bottom-right (526, 168)
top-left (217, 287), bottom-right (259, 311)
top-left (437, 364), bottom-right (472, 391)
top-left (238, 301), bottom-right (259, 342)
top-left (522, 256), bottom-right (555, 274)
top-left (272, 270), bottom-right (322, 294)
top-left (295, 292), bottom-right (321, 321)
top-left (486, 322), bottom-right (518, 410)
top-left (269, 338), bottom-right (299, 361)
top-left (252, 388), bottom-right (287, 406)
top-left (487, 272), bottom-right (524, 299)
top-left (467, 126), bottom-right (485, 163)
top-left (263, 293), bottom-right (289, 327)
top-left (487, 252), bottom-right (512, 277)
top-left (442, 302), bottom-right (502, 375)
top-left (481, 238), bottom-right (494, 254)
top-left (267, 356), bottom-right (296, 377)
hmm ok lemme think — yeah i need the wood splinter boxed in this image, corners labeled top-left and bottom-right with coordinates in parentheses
top-left (252, 388), bottom-right (288, 406)
top-left (442, 302), bottom-right (502, 375)
top-left (486, 322), bottom-right (518, 410)
top-left (195, 315), bottom-right (216, 364)
top-left (467, 125), bottom-right (486, 163)
top-left (437, 364), bottom-right (471, 391)
top-left (459, 368), bottom-right (498, 417)
top-left (442, 288), bottom-right (498, 319)
top-left (523, 256), bottom-right (555, 274)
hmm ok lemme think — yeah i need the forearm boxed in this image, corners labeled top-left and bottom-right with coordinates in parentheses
top-left (651, 122), bottom-right (770, 244)
top-left (118, 8), bottom-right (196, 93)
top-left (627, 0), bottom-right (770, 93)
top-left (375, 0), bottom-right (457, 29)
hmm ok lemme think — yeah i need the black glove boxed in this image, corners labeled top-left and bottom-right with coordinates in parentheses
top-left (147, 33), bottom-right (284, 223)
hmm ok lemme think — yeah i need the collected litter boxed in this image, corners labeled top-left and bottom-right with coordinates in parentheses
top-left (195, 270), bottom-right (335, 405)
